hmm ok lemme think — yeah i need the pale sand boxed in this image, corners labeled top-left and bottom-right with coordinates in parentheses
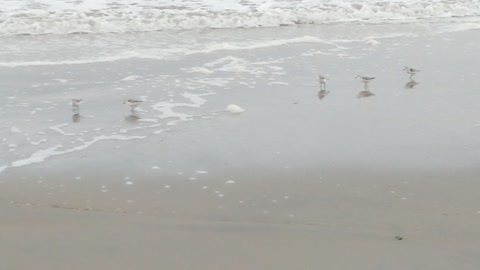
top-left (1, 169), bottom-right (480, 270)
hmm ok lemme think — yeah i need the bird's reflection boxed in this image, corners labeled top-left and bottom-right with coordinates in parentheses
top-left (72, 113), bottom-right (81, 123)
top-left (357, 90), bottom-right (375, 98)
top-left (125, 112), bottom-right (140, 123)
top-left (357, 82), bottom-right (375, 98)
top-left (317, 90), bottom-right (330, 100)
top-left (404, 79), bottom-right (419, 89)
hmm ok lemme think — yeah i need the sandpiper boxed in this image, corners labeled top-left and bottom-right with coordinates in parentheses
top-left (319, 75), bottom-right (327, 90)
top-left (124, 99), bottom-right (143, 110)
top-left (403, 67), bottom-right (420, 78)
top-left (72, 98), bottom-right (82, 112)
top-left (355, 75), bottom-right (375, 85)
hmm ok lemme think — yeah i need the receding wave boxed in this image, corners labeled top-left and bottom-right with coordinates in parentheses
top-left (0, 0), bottom-right (478, 36)
top-left (0, 36), bottom-right (333, 67)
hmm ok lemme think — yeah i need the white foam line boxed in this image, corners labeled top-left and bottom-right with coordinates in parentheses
top-left (49, 123), bottom-right (76, 136)
top-left (121, 75), bottom-right (142, 81)
top-left (151, 92), bottom-right (210, 120)
top-left (30, 139), bottom-right (48, 145)
top-left (4, 135), bottom-right (145, 172)
top-left (0, 51), bottom-right (141, 67)
top-left (187, 36), bottom-right (330, 55)
top-left (268, 82), bottom-right (288, 86)
top-left (301, 50), bottom-right (332, 57)
top-left (119, 123), bottom-right (162, 133)
top-left (0, 36), bottom-right (331, 67)
top-left (333, 33), bottom-right (419, 44)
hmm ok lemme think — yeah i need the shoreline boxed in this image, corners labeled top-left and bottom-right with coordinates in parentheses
top-left (1, 22), bottom-right (480, 270)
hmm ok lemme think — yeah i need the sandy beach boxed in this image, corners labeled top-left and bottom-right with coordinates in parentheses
top-left (1, 15), bottom-right (480, 270)
top-left (2, 169), bottom-right (480, 270)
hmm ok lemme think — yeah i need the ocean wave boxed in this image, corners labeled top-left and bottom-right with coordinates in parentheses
top-left (0, 0), bottom-right (478, 36)
top-left (0, 36), bottom-right (333, 67)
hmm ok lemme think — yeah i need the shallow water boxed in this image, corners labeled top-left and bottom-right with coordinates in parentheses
top-left (1, 21), bottom-right (480, 178)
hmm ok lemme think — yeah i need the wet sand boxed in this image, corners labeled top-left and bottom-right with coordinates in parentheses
top-left (2, 169), bottom-right (480, 270)
top-left (1, 24), bottom-right (480, 269)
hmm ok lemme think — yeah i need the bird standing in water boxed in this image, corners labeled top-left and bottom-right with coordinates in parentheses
top-left (403, 67), bottom-right (420, 78)
top-left (318, 75), bottom-right (327, 90)
top-left (72, 98), bottom-right (82, 113)
top-left (355, 75), bottom-right (375, 85)
top-left (124, 99), bottom-right (143, 111)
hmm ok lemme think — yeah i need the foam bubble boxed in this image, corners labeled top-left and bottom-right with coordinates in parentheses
top-left (366, 39), bottom-right (380, 46)
top-left (10, 126), bottom-right (21, 133)
top-left (186, 67), bottom-right (214, 74)
top-left (121, 75), bottom-right (141, 81)
top-left (225, 104), bottom-right (245, 114)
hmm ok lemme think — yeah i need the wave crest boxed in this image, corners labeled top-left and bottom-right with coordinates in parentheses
top-left (0, 0), bottom-right (479, 35)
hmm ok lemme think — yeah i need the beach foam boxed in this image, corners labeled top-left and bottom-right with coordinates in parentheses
top-left (0, 36), bottom-right (330, 67)
top-left (226, 104), bottom-right (246, 114)
top-left (151, 92), bottom-right (211, 122)
top-left (7, 135), bottom-right (146, 170)
top-left (0, 0), bottom-right (478, 36)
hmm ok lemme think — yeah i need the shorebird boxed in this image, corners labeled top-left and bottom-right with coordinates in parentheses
top-left (72, 98), bottom-right (82, 112)
top-left (318, 75), bottom-right (327, 90)
top-left (124, 99), bottom-right (142, 111)
top-left (355, 75), bottom-right (375, 90)
top-left (403, 67), bottom-right (420, 78)
top-left (355, 75), bottom-right (375, 85)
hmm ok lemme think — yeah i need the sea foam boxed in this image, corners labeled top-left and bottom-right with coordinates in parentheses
top-left (0, 0), bottom-right (478, 36)
top-left (7, 135), bottom-right (146, 170)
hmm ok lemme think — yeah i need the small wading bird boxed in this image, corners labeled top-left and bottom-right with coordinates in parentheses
top-left (124, 99), bottom-right (143, 111)
top-left (403, 67), bottom-right (420, 78)
top-left (355, 75), bottom-right (375, 85)
top-left (318, 75), bottom-right (327, 90)
top-left (72, 98), bottom-right (82, 112)
top-left (355, 75), bottom-right (375, 90)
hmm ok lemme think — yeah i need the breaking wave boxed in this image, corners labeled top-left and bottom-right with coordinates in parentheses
top-left (0, 0), bottom-right (479, 36)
